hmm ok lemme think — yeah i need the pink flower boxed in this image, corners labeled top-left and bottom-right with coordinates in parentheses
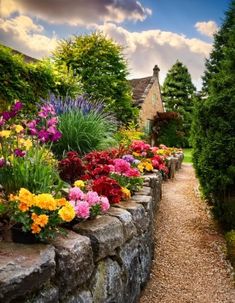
top-left (113, 158), bottom-right (131, 174)
top-left (125, 168), bottom-right (140, 177)
top-left (85, 191), bottom-right (99, 206)
top-left (47, 117), bottom-right (58, 127)
top-left (100, 196), bottom-right (110, 212)
top-left (69, 187), bottom-right (84, 201)
top-left (76, 201), bottom-right (90, 219)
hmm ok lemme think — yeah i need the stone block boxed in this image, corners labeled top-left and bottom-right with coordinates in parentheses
top-left (107, 207), bottom-right (137, 241)
top-left (90, 258), bottom-right (123, 303)
top-left (63, 289), bottom-right (93, 303)
top-left (137, 186), bottom-right (152, 196)
top-left (73, 215), bottom-right (124, 261)
top-left (138, 232), bottom-right (153, 286)
top-left (52, 231), bottom-right (94, 296)
top-left (115, 201), bottom-right (147, 234)
top-left (0, 243), bottom-right (55, 303)
top-left (117, 238), bottom-right (141, 303)
top-left (28, 286), bottom-right (59, 303)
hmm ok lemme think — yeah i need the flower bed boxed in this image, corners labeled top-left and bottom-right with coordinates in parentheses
top-left (0, 100), bottom-right (183, 302)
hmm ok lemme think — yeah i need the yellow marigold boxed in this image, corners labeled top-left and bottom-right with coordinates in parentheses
top-left (58, 203), bottom-right (75, 222)
top-left (32, 213), bottom-right (49, 227)
top-left (18, 188), bottom-right (34, 206)
top-left (55, 197), bottom-right (67, 207)
top-left (0, 130), bottom-right (11, 138)
top-left (31, 223), bottom-right (41, 234)
top-left (18, 202), bottom-right (29, 212)
top-left (14, 125), bottom-right (24, 133)
top-left (121, 187), bottom-right (131, 200)
top-left (137, 163), bottom-right (144, 173)
top-left (74, 180), bottom-right (85, 188)
top-left (34, 193), bottom-right (57, 211)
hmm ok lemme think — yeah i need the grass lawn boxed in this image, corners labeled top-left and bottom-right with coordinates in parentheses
top-left (183, 148), bottom-right (192, 163)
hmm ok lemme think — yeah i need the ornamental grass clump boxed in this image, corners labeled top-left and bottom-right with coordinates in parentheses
top-left (53, 109), bottom-right (117, 156)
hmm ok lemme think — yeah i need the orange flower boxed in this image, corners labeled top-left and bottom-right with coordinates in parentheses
top-left (31, 223), bottom-right (41, 234)
top-left (55, 198), bottom-right (67, 207)
top-left (18, 202), bottom-right (29, 212)
top-left (31, 213), bottom-right (49, 227)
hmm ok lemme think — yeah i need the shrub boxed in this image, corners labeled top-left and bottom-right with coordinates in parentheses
top-left (53, 109), bottom-right (117, 156)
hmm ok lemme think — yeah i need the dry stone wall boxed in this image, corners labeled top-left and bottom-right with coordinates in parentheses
top-left (0, 154), bottom-right (183, 303)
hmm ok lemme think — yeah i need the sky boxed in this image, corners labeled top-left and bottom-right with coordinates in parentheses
top-left (0, 0), bottom-right (231, 89)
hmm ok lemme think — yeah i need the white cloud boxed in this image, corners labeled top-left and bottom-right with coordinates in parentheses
top-left (195, 20), bottom-right (218, 38)
top-left (0, 0), bottom-right (151, 25)
top-left (0, 15), bottom-right (58, 58)
top-left (96, 23), bottom-right (212, 89)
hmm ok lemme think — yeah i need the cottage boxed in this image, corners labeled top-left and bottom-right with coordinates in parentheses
top-left (129, 65), bottom-right (164, 134)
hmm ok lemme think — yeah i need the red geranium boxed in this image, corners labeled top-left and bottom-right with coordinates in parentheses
top-left (92, 176), bottom-right (122, 204)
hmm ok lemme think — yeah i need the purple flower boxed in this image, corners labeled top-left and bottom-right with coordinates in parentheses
top-left (47, 117), bottom-right (58, 127)
top-left (2, 112), bottom-right (11, 121)
top-left (122, 154), bottom-right (135, 164)
top-left (0, 158), bottom-right (6, 168)
top-left (14, 149), bottom-right (26, 157)
top-left (38, 129), bottom-right (50, 143)
top-left (13, 101), bottom-right (23, 112)
top-left (51, 130), bottom-right (62, 142)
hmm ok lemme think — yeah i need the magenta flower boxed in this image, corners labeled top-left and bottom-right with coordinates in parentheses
top-left (38, 129), bottom-right (50, 143)
top-left (69, 187), bottom-right (84, 201)
top-left (14, 149), bottom-right (26, 157)
top-left (85, 191), bottom-right (100, 206)
top-left (113, 158), bottom-right (131, 174)
top-left (47, 117), bottom-right (58, 127)
top-left (0, 158), bottom-right (6, 168)
top-left (100, 196), bottom-right (110, 212)
top-left (125, 168), bottom-right (140, 177)
top-left (76, 201), bottom-right (90, 219)
top-left (13, 101), bottom-right (23, 112)
top-left (51, 130), bottom-right (62, 142)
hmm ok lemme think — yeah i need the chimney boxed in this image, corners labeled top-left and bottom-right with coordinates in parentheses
top-left (153, 65), bottom-right (160, 78)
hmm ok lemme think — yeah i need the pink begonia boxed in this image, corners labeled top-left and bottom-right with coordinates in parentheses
top-left (69, 187), bottom-right (84, 201)
top-left (100, 196), bottom-right (110, 212)
top-left (108, 164), bottom-right (115, 172)
top-left (113, 158), bottom-right (131, 174)
top-left (76, 201), bottom-right (90, 219)
top-left (85, 191), bottom-right (100, 206)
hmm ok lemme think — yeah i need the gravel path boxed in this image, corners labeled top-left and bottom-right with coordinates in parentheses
top-left (139, 164), bottom-right (235, 303)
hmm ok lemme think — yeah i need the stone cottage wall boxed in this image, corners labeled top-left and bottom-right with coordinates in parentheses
top-left (0, 154), bottom-right (183, 303)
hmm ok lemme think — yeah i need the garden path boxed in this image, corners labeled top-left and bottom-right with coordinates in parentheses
top-left (139, 164), bottom-right (235, 303)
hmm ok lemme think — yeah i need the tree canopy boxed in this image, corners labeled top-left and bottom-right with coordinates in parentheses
top-left (160, 60), bottom-right (196, 146)
top-left (53, 32), bottom-right (138, 124)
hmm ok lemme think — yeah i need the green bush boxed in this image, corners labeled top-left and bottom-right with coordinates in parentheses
top-left (0, 44), bottom-right (81, 111)
top-left (191, 1), bottom-right (235, 229)
top-left (53, 109), bottom-right (117, 156)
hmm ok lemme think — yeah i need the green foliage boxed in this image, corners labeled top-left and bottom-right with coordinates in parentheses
top-left (0, 146), bottom-right (63, 195)
top-left (157, 119), bottom-right (187, 147)
top-left (0, 44), bottom-right (82, 110)
top-left (225, 230), bottom-right (235, 269)
top-left (191, 0), bottom-right (235, 229)
top-left (53, 109), bottom-right (117, 156)
top-left (53, 32), bottom-right (138, 124)
top-left (162, 60), bottom-right (196, 146)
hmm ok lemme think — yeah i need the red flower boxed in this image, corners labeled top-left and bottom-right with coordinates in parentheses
top-left (59, 152), bottom-right (85, 184)
top-left (92, 176), bottom-right (122, 204)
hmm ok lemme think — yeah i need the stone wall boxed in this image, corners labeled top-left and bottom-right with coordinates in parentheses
top-left (0, 154), bottom-right (183, 303)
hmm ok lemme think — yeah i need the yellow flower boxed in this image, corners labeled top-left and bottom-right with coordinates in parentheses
top-left (121, 187), bottom-right (131, 200)
top-left (0, 130), bottom-right (11, 138)
top-left (137, 163), bottom-right (144, 173)
top-left (133, 152), bottom-right (140, 157)
top-left (14, 125), bottom-right (24, 133)
top-left (74, 180), bottom-right (85, 188)
top-left (58, 203), bottom-right (75, 222)
top-left (34, 193), bottom-right (57, 211)
top-left (145, 162), bottom-right (153, 171)
top-left (31, 213), bottom-right (49, 227)
top-left (31, 223), bottom-right (41, 234)
top-left (18, 188), bottom-right (34, 206)
top-left (18, 138), bottom-right (32, 150)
